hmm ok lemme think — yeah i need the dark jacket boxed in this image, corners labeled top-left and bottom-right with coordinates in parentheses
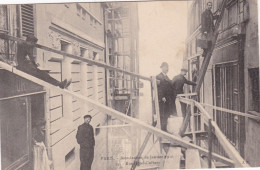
top-left (156, 73), bottom-right (173, 102)
top-left (201, 9), bottom-right (218, 33)
top-left (17, 42), bottom-right (37, 67)
top-left (76, 123), bottom-right (95, 148)
top-left (172, 74), bottom-right (196, 95)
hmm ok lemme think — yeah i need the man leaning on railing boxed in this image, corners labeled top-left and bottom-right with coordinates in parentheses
top-left (172, 68), bottom-right (196, 117)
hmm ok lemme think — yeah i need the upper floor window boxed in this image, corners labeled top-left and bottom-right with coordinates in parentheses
top-left (76, 4), bottom-right (81, 16)
top-left (21, 4), bottom-right (34, 36)
top-left (80, 47), bottom-right (87, 57)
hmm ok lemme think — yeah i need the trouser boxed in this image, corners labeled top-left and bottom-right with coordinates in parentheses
top-left (202, 31), bottom-right (213, 56)
top-left (172, 96), bottom-right (186, 117)
top-left (180, 102), bottom-right (187, 118)
top-left (17, 63), bottom-right (60, 86)
top-left (159, 101), bottom-right (169, 132)
top-left (80, 147), bottom-right (94, 170)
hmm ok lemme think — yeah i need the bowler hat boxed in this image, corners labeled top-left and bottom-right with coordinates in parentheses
top-left (84, 115), bottom-right (92, 119)
top-left (160, 62), bottom-right (168, 68)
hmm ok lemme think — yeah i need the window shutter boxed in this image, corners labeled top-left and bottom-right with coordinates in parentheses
top-left (21, 4), bottom-right (34, 36)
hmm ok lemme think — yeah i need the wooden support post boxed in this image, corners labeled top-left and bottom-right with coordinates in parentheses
top-left (208, 119), bottom-right (213, 168)
top-left (191, 101), bottom-right (196, 144)
top-left (131, 132), bottom-right (152, 170)
top-left (130, 77), bottom-right (162, 170)
top-left (151, 76), bottom-right (161, 129)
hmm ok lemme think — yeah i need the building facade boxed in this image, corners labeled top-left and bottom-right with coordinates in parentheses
top-left (0, 2), bottom-right (139, 170)
top-left (185, 0), bottom-right (259, 166)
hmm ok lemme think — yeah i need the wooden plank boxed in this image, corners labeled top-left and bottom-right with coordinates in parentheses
top-left (186, 149), bottom-right (201, 169)
top-left (200, 156), bottom-right (216, 168)
top-left (190, 101), bottom-right (196, 144)
top-left (0, 61), bottom-right (235, 166)
top-left (0, 33), bottom-right (152, 81)
top-left (163, 147), bottom-right (181, 169)
top-left (211, 121), bottom-right (249, 167)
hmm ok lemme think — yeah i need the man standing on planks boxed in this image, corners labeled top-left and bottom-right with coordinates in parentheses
top-left (172, 69), bottom-right (196, 118)
top-left (76, 115), bottom-right (95, 170)
top-left (156, 62), bottom-right (174, 132)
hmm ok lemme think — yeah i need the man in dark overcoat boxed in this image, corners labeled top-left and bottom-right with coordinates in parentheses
top-left (156, 62), bottom-right (174, 132)
top-left (172, 69), bottom-right (196, 117)
top-left (76, 115), bottom-right (95, 170)
top-left (201, 1), bottom-right (219, 57)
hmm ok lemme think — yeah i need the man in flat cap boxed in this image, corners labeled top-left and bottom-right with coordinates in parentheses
top-left (16, 34), bottom-right (71, 89)
top-left (172, 69), bottom-right (197, 117)
top-left (76, 115), bottom-right (95, 170)
top-left (156, 62), bottom-right (174, 132)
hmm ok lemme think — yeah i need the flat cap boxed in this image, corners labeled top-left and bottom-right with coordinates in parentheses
top-left (26, 34), bottom-right (38, 42)
top-left (84, 115), bottom-right (92, 119)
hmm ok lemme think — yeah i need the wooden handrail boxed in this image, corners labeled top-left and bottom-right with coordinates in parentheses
top-left (0, 61), bottom-right (234, 166)
top-left (178, 97), bottom-right (260, 121)
top-left (201, 103), bottom-right (260, 121)
top-left (0, 33), bottom-right (152, 82)
top-left (177, 93), bottom-right (197, 97)
top-left (178, 96), bottom-right (250, 167)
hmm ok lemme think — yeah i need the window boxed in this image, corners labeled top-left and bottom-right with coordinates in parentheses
top-left (82, 10), bottom-right (86, 20)
top-left (228, 3), bottom-right (238, 26)
top-left (93, 51), bottom-right (97, 60)
top-left (249, 68), bottom-right (259, 113)
top-left (90, 17), bottom-right (93, 26)
top-left (21, 4), bottom-right (34, 36)
top-left (77, 4), bottom-right (81, 16)
top-left (80, 47), bottom-right (86, 57)
top-left (60, 40), bottom-right (70, 52)
top-left (65, 148), bottom-right (75, 167)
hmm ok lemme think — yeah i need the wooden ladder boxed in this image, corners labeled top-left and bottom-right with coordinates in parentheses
top-left (179, 0), bottom-right (229, 137)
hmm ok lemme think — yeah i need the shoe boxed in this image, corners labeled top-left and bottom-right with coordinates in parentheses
top-left (59, 79), bottom-right (68, 89)
top-left (64, 78), bottom-right (72, 89)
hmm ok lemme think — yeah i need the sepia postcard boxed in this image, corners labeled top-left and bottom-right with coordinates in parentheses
top-left (0, 0), bottom-right (259, 170)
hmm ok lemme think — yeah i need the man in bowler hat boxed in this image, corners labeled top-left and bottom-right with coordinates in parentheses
top-left (156, 62), bottom-right (174, 132)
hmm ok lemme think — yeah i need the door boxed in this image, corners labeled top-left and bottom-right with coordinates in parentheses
top-left (0, 97), bottom-right (32, 170)
top-left (214, 61), bottom-right (244, 155)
